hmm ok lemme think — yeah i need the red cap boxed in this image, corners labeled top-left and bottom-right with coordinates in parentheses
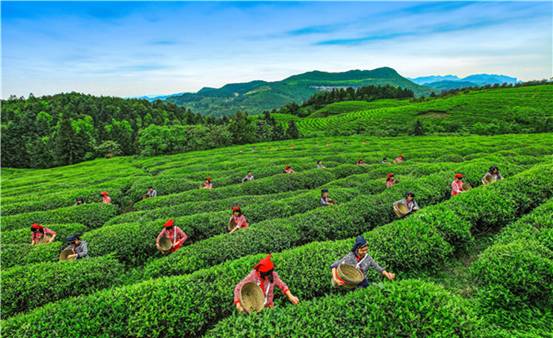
top-left (100, 191), bottom-right (109, 196)
top-left (164, 219), bottom-right (175, 228)
top-left (254, 254), bottom-right (274, 273)
top-left (387, 173), bottom-right (394, 178)
top-left (454, 173), bottom-right (464, 179)
top-left (206, 177), bottom-right (212, 182)
top-left (31, 223), bottom-right (43, 230)
top-left (232, 206), bottom-right (241, 212)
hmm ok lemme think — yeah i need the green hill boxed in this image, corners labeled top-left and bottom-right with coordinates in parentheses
top-left (292, 84), bottom-right (553, 136)
top-left (164, 67), bottom-right (433, 116)
top-left (2, 133), bottom-right (553, 337)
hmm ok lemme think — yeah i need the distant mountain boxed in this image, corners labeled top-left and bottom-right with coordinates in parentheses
top-left (160, 67), bottom-right (432, 116)
top-left (411, 73), bottom-right (518, 91)
top-left (410, 75), bottom-right (460, 85)
top-left (424, 80), bottom-right (479, 91)
top-left (461, 74), bottom-right (518, 86)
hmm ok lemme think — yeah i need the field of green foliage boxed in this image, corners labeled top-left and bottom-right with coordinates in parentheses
top-left (289, 85), bottom-right (553, 137)
top-left (1, 132), bottom-right (553, 337)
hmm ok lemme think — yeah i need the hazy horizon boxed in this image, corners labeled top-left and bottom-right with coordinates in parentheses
top-left (2, 1), bottom-right (552, 98)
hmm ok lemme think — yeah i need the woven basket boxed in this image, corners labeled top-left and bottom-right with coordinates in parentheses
top-left (159, 237), bottom-right (173, 253)
top-left (463, 182), bottom-right (472, 191)
top-left (337, 264), bottom-right (364, 287)
top-left (38, 235), bottom-right (51, 244)
top-left (59, 249), bottom-right (76, 261)
top-left (482, 175), bottom-right (496, 185)
top-left (393, 203), bottom-right (409, 218)
top-left (240, 282), bottom-right (264, 313)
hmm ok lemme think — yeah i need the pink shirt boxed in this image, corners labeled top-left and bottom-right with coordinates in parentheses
top-left (230, 215), bottom-right (249, 229)
top-left (386, 178), bottom-right (395, 188)
top-left (32, 227), bottom-right (56, 242)
top-left (203, 182), bottom-right (213, 189)
top-left (102, 196), bottom-right (112, 204)
top-left (284, 168), bottom-right (294, 174)
top-left (451, 180), bottom-right (464, 196)
top-left (234, 270), bottom-right (289, 307)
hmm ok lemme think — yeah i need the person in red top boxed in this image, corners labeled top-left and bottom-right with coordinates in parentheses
top-left (30, 223), bottom-right (57, 245)
top-left (386, 173), bottom-right (397, 188)
top-left (228, 206), bottom-right (249, 233)
top-left (100, 191), bottom-right (111, 204)
top-left (393, 154), bottom-right (405, 164)
top-left (451, 173), bottom-right (465, 196)
top-left (356, 159), bottom-right (367, 166)
top-left (283, 165), bottom-right (295, 174)
top-left (156, 219), bottom-right (188, 253)
top-left (201, 177), bottom-right (213, 189)
top-left (234, 254), bottom-right (299, 312)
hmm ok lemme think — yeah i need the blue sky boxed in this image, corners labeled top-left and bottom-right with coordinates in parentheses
top-left (2, 1), bottom-right (551, 98)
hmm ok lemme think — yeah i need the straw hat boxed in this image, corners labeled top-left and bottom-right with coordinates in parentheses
top-left (240, 282), bottom-right (265, 313)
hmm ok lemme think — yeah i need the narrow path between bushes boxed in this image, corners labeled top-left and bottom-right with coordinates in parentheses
top-left (422, 231), bottom-right (497, 298)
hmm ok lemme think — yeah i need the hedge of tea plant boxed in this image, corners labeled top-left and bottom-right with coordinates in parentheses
top-left (206, 279), bottom-right (477, 337)
top-left (1, 255), bottom-right (125, 318)
top-left (469, 199), bottom-right (553, 336)
top-left (1, 203), bottom-right (117, 231)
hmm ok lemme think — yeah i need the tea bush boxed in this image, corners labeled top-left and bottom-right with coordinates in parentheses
top-left (1, 255), bottom-right (125, 317)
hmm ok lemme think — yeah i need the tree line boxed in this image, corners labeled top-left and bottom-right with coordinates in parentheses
top-left (1, 92), bottom-right (300, 168)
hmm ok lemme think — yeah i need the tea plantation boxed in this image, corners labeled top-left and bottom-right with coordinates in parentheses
top-left (2, 132), bottom-right (553, 337)
top-left (291, 84), bottom-right (553, 137)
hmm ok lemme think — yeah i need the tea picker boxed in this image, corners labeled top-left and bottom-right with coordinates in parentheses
top-left (316, 160), bottom-right (326, 169)
top-left (385, 173), bottom-right (397, 188)
top-left (393, 154), bottom-right (405, 164)
top-left (242, 171), bottom-right (254, 183)
top-left (283, 165), bottom-right (295, 174)
top-left (331, 236), bottom-right (395, 288)
top-left (201, 177), bottom-right (213, 189)
top-left (234, 254), bottom-right (299, 313)
top-left (356, 159), bottom-right (367, 166)
top-left (144, 186), bottom-right (157, 199)
top-left (156, 219), bottom-right (188, 254)
top-left (393, 191), bottom-right (419, 218)
top-left (60, 234), bottom-right (88, 260)
top-left (228, 205), bottom-right (249, 233)
top-left (100, 191), bottom-right (112, 204)
top-left (482, 166), bottom-right (503, 185)
top-left (451, 173), bottom-right (467, 196)
top-left (30, 223), bottom-right (57, 245)
top-left (320, 188), bottom-right (336, 206)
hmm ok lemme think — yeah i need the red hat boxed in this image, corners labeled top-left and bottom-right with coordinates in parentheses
top-left (100, 191), bottom-right (109, 196)
top-left (387, 173), bottom-right (394, 178)
top-left (31, 223), bottom-right (43, 230)
top-left (206, 177), bottom-right (212, 182)
top-left (164, 219), bottom-right (175, 228)
top-left (254, 254), bottom-right (274, 273)
top-left (232, 206), bottom-right (241, 212)
top-left (454, 173), bottom-right (464, 179)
